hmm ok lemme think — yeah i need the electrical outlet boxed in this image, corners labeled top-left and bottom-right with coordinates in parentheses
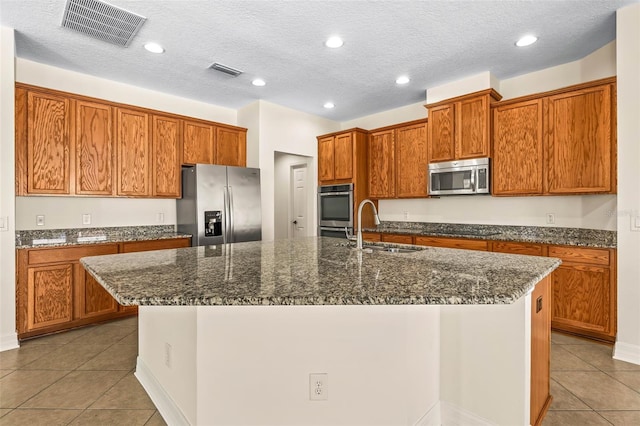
top-left (82, 214), bottom-right (91, 225)
top-left (157, 212), bottom-right (165, 223)
top-left (546, 213), bottom-right (555, 225)
top-left (36, 215), bottom-right (45, 226)
top-left (403, 211), bottom-right (409, 220)
top-left (309, 373), bottom-right (328, 401)
top-left (164, 342), bottom-right (172, 369)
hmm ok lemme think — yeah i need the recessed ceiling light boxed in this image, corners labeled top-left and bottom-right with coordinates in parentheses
top-left (324, 102), bottom-right (335, 109)
top-left (325, 36), bottom-right (344, 48)
top-left (252, 78), bottom-right (266, 87)
top-left (515, 35), bottom-right (538, 47)
top-left (144, 42), bottom-right (164, 53)
top-left (396, 76), bottom-right (410, 85)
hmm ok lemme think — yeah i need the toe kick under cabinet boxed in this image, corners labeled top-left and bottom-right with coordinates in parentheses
top-left (16, 237), bottom-right (190, 340)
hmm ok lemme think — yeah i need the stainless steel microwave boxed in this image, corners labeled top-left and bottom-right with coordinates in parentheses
top-left (428, 158), bottom-right (490, 195)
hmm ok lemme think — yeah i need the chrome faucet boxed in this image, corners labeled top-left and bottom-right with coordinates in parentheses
top-left (356, 199), bottom-right (381, 250)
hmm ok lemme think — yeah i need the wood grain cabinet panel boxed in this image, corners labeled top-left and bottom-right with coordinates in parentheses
top-left (121, 237), bottom-right (191, 253)
top-left (333, 133), bottom-right (353, 180)
top-left (531, 275), bottom-right (552, 426)
top-left (182, 121), bottom-right (214, 164)
top-left (152, 115), bottom-right (181, 198)
top-left (318, 136), bottom-right (335, 182)
top-left (492, 99), bottom-right (544, 195)
top-left (545, 84), bottom-right (613, 194)
top-left (361, 232), bottom-right (381, 242)
top-left (492, 241), bottom-right (546, 256)
top-left (215, 126), bottom-right (247, 167)
top-left (428, 104), bottom-right (456, 163)
top-left (26, 90), bottom-right (71, 194)
top-left (80, 271), bottom-right (119, 318)
top-left (75, 100), bottom-right (115, 195)
top-left (426, 90), bottom-right (501, 165)
top-left (381, 234), bottom-right (413, 244)
top-left (415, 236), bottom-right (488, 251)
top-left (116, 108), bottom-right (150, 196)
top-left (368, 129), bottom-right (396, 198)
top-left (396, 122), bottom-right (428, 198)
top-left (27, 264), bottom-right (74, 330)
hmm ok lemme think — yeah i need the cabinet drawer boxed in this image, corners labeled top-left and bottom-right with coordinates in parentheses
top-left (548, 246), bottom-right (610, 266)
top-left (492, 241), bottom-right (545, 256)
top-left (27, 244), bottom-right (119, 265)
top-left (361, 232), bottom-right (381, 242)
top-left (415, 236), bottom-right (488, 251)
top-left (121, 238), bottom-right (191, 253)
top-left (381, 234), bottom-right (413, 244)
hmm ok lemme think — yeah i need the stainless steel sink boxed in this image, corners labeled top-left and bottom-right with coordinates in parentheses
top-left (363, 245), bottom-right (422, 254)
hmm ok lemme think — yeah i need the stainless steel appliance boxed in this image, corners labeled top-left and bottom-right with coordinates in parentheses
top-left (177, 164), bottom-right (262, 246)
top-left (317, 183), bottom-right (353, 238)
top-left (428, 158), bottom-right (490, 195)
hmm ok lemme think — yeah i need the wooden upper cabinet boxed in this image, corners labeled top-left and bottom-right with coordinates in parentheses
top-left (492, 99), bottom-right (544, 196)
top-left (152, 115), bottom-right (181, 198)
top-left (333, 133), bottom-right (353, 180)
top-left (318, 136), bottom-right (335, 182)
top-left (428, 104), bottom-right (455, 162)
top-left (426, 89), bottom-right (501, 164)
top-left (545, 83), bottom-right (613, 194)
top-left (26, 90), bottom-right (72, 194)
top-left (396, 122), bottom-right (428, 198)
top-left (183, 120), bottom-right (214, 164)
top-left (116, 108), bottom-right (150, 196)
top-left (368, 129), bottom-right (395, 198)
top-left (215, 126), bottom-right (247, 167)
top-left (75, 100), bottom-right (115, 195)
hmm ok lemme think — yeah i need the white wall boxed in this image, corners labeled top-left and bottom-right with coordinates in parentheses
top-left (0, 27), bottom-right (18, 350)
top-left (14, 197), bottom-right (176, 230)
top-left (345, 43), bottom-right (618, 231)
top-left (614, 3), bottom-right (640, 365)
top-left (274, 152), bottom-right (313, 240)
top-left (240, 101), bottom-right (339, 241)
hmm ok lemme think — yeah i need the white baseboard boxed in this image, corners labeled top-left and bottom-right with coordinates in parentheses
top-left (135, 357), bottom-right (190, 426)
top-left (0, 332), bottom-right (19, 352)
top-left (614, 341), bottom-right (640, 365)
top-left (414, 401), bottom-right (495, 426)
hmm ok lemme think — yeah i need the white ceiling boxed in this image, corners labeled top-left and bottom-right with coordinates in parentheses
top-left (1, 0), bottom-right (637, 121)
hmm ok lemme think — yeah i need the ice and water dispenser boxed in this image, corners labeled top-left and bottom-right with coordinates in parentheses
top-left (204, 211), bottom-right (222, 237)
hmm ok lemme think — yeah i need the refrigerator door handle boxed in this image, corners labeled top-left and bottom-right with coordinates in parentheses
top-left (223, 186), bottom-right (229, 243)
top-left (228, 186), bottom-right (235, 243)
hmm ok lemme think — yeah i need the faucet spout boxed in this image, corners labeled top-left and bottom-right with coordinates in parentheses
top-left (356, 199), bottom-right (381, 250)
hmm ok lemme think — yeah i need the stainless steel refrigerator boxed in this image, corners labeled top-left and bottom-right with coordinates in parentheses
top-left (177, 164), bottom-right (262, 246)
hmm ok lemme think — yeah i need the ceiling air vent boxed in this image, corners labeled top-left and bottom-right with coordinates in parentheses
top-left (208, 63), bottom-right (243, 77)
top-left (61, 0), bottom-right (146, 47)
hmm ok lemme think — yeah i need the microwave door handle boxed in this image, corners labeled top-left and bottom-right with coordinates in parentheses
top-left (470, 169), bottom-right (476, 192)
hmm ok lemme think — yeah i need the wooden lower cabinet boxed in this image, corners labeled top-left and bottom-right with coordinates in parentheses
top-left (415, 236), bottom-right (489, 251)
top-left (531, 275), bottom-right (552, 426)
top-left (16, 237), bottom-right (191, 340)
top-left (361, 232), bottom-right (381, 242)
top-left (381, 234), bottom-right (413, 244)
top-left (492, 241), bottom-right (547, 256)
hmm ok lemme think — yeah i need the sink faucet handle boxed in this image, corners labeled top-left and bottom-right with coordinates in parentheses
top-left (345, 227), bottom-right (356, 241)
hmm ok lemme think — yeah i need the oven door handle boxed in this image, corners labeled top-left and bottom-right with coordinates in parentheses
top-left (319, 192), bottom-right (352, 196)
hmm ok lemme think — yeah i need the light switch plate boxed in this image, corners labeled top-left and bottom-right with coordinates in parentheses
top-left (82, 214), bottom-right (91, 225)
top-left (36, 215), bottom-right (45, 226)
top-left (632, 216), bottom-right (640, 232)
top-left (0, 216), bottom-right (7, 232)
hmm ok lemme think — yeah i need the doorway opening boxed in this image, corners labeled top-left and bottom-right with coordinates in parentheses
top-left (273, 152), bottom-right (314, 240)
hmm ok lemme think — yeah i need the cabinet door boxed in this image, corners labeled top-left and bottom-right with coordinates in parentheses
top-left (116, 108), bottom-right (150, 196)
top-left (381, 234), bottom-right (413, 244)
top-left (551, 264), bottom-right (612, 336)
top-left (152, 115), bottom-right (181, 197)
top-left (27, 264), bottom-right (74, 330)
top-left (183, 120), bottom-right (214, 164)
top-left (333, 133), bottom-right (353, 180)
top-left (428, 103), bottom-right (455, 162)
top-left (27, 91), bottom-right (71, 194)
top-left (415, 236), bottom-right (488, 251)
top-left (75, 100), bottom-right (114, 195)
top-left (530, 275), bottom-right (551, 426)
top-left (79, 268), bottom-right (118, 318)
top-left (318, 136), bottom-right (335, 182)
top-left (492, 100), bottom-right (543, 195)
top-left (492, 241), bottom-right (545, 256)
top-left (396, 123), bottom-right (428, 197)
top-left (121, 237), bottom-right (191, 253)
top-left (368, 130), bottom-right (395, 198)
top-left (545, 85), bottom-right (612, 193)
top-left (361, 232), bottom-right (381, 242)
top-left (215, 127), bottom-right (247, 167)
top-left (457, 95), bottom-right (490, 159)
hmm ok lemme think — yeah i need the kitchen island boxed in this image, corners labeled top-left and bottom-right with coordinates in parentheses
top-left (81, 237), bottom-right (561, 426)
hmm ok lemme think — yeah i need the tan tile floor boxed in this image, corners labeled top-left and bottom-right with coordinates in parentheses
top-left (2, 317), bottom-right (640, 425)
top-left (0, 317), bottom-right (165, 425)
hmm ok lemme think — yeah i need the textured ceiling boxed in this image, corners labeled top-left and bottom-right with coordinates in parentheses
top-left (1, 0), bottom-right (636, 121)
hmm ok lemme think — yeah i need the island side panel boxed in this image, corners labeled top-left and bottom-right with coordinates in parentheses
top-left (195, 305), bottom-right (441, 425)
top-left (440, 295), bottom-right (531, 425)
top-left (136, 306), bottom-right (197, 425)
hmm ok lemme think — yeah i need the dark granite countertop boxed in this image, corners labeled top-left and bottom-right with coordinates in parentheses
top-left (81, 236), bottom-right (561, 307)
top-left (15, 225), bottom-right (191, 249)
top-left (364, 222), bottom-right (616, 249)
